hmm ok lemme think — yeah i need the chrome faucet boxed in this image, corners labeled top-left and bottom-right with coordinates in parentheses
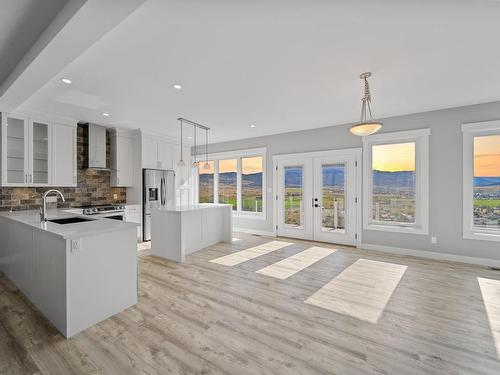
top-left (40, 190), bottom-right (65, 222)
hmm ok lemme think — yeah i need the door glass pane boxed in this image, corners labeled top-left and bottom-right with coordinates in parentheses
top-left (6, 117), bottom-right (25, 183)
top-left (218, 159), bottom-right (237, 210)
top-left (242, 156), bottom-right (263, 212)
top-left (32, 122), bottom-right (49, 184)
top-left (198, 161), bottom-right (214, 203)
top-left (321, 163), bottom-right (345, 232)
top-left (284, 166), bottom-right (303, 227)
top-left (372, 142), bottom-right (416, 223)
top-left (473, 135), bottom-right (500, 229)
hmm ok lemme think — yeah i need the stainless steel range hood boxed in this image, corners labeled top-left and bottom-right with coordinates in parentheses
top-left (86, 123), bottom-right (108, 170)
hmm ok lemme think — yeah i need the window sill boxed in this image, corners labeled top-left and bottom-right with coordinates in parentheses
top-left (464, 231), bottom-right (500, 242)
top-left (364, 223), bottom-right (428, 235)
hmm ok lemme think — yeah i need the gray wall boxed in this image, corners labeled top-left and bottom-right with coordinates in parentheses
top-left (198, 101), bottom-right (500, 262)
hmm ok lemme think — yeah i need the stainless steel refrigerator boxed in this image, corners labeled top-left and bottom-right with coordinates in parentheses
top-left (143, 169), bottom-right (175, 241)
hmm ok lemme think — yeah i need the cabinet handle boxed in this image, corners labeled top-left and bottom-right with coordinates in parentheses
top-left (25, 174), bottom-right (27, 183)
top-left (29, 174), bottom-right (32, 183)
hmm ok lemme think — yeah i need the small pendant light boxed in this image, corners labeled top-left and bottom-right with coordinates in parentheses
top-left (349, 72), bottom-right (383, 136)
top-left (177, 118), bottom-right (185, 167)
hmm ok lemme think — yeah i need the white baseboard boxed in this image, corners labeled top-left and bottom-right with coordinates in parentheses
top-left (233, 227), bottom-right (277, 237)
top-left (359, 243), bottom-right (500, 268)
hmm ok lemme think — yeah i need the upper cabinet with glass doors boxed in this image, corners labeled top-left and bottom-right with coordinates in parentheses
top-left (1, 113), bottom-right (77, 187)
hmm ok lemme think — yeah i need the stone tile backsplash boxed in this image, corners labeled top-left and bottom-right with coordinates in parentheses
top-left (0, 125), bottom-right (126, 211)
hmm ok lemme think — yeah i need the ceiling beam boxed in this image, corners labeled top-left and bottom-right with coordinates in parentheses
top-left (0, 0), bottom-right (146, 112)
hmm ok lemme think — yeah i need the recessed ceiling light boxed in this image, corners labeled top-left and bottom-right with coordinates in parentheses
top-left (61, 78), bottom-right (72, 84)
top-left (101, 112), bottom-right (110, 117)
top-left (250, 124), bottom-right (256, 128)
top-left (173, 84), bottom-right (182, 90)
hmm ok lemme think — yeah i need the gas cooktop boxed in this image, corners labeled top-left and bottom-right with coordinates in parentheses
top-left (78, 204), bottom-right (125, 215)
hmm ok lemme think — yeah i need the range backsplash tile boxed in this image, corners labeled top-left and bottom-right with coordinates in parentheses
top-left (0, 125), bottom-right (126, 211)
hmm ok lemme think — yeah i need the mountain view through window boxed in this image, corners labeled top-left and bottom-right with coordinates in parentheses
top-left (371, 142), bottom-right (416, 223)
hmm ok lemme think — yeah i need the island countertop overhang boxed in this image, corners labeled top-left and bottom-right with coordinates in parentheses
top-left (0, 209), bottom-right (138, 240)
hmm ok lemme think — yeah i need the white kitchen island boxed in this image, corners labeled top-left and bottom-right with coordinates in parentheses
top-left (0, 209), bottom-right (138, 338)
top-left (151, 204), bottom-right (232, 262)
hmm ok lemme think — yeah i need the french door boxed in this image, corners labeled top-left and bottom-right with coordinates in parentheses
top-left (275, 149), bottom-right (360, 246)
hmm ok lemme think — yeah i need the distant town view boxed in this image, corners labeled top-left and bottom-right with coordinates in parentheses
top-left (473, 135), bottom-right (500, 229)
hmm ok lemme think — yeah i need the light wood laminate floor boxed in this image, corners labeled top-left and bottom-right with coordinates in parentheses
top-left (2, 233), bottom-right (500, 374)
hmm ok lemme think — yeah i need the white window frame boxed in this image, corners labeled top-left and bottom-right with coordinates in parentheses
top-left (195, 147), bottom-right (267, 219)
top-left (363, 128), bottom-right (430, 235)
top-left (462, 120), bottom-right (500, 242)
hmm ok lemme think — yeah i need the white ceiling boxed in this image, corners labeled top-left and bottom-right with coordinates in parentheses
top-left (16, 0), bottom-right (500, 143)
top-left (0, 0), bottom-right (68, 85)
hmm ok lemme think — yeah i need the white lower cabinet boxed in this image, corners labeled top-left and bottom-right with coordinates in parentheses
top-left (125, 204), bottom-right (142, 240)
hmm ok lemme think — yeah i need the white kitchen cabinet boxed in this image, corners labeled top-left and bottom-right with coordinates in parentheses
top-left (142, 134), bottom-right (158, 169)
top-left (52, 123), bottom-right (77, 186)
top-left (142, 133), bottom-right (176, 170)
top-left (111, 131), bottom-right (134, 187)
top-left (124, 204), bottom-right (142, 240)
top-left (158, 140), bottom-right (174, 170)
top-left (1, 113), bottom-right (53, 186)
top-left (1, 113), bottom-right (78, 187)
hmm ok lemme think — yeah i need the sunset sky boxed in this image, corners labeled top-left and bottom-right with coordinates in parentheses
top-left (199, 157), bottom-right (263, 175)
top-left (372, 142), bottom-right (415, 172)
top-left (474, 135), bottom-right (500, 177)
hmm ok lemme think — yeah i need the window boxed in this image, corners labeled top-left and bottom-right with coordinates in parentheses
top-left (463, 121), bottom-right (500, 241)
top-left (218, 159), bottom-right (237, 210)
top-left (198, 161), bottom-right (214, 203)
top-left (284, 166), bottom-right (303, 227)
top-left (196, 148), bottom-right (266, 218)
top-left (242, 156), bottom-right (263, 212)
top-left (363, 129), bottom-right (430, 234)
top-left (371, 142), bottom-right (416, 224)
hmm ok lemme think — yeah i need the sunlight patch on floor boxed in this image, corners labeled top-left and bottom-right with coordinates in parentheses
top-left (478, 277), bottom-right (500, 358)
top-left (209, 240), bottom-right (293, 266)
top-left (256, 246), bottom-right (336, 280)
top-left (232, 237), bottom-right (241, 242)
top-left (305, 258), bottom-right (407, 323)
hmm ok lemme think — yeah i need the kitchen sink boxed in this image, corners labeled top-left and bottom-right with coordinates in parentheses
top-left (48, 217), bottom-right (95, 225)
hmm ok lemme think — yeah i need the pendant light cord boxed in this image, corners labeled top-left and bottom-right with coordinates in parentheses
top-left (205, 129), bottom-right (209, 163)
top-left (360, 75), bottom-right (375, 123)
top-left (180, 119), bottom-right (183, 161)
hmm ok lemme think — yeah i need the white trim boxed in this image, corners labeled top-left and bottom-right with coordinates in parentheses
top-left (273, 147), bottom-right (362, 161)
top-left (363, 128), bottom-right (431, 142)
top-left (233, 227), bottom-right (277, 237)
top-left (359, 243), bottom-right (500, 268)
top-left (363, 128), bottom-right (430, 235)
top-left (206, 147), bottom-right (267, 160)
top-left (462, 120), bottom-right (500, 241)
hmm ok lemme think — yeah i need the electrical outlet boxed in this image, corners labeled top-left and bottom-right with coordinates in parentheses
top-left (71, 239), bottom-right (82, 252)
top-left (431, 236), bottom-right (438, 244)
top-left (46, 196), bottom-right (58, 203)
top-left (113, 194), bottom-right (118, 200)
